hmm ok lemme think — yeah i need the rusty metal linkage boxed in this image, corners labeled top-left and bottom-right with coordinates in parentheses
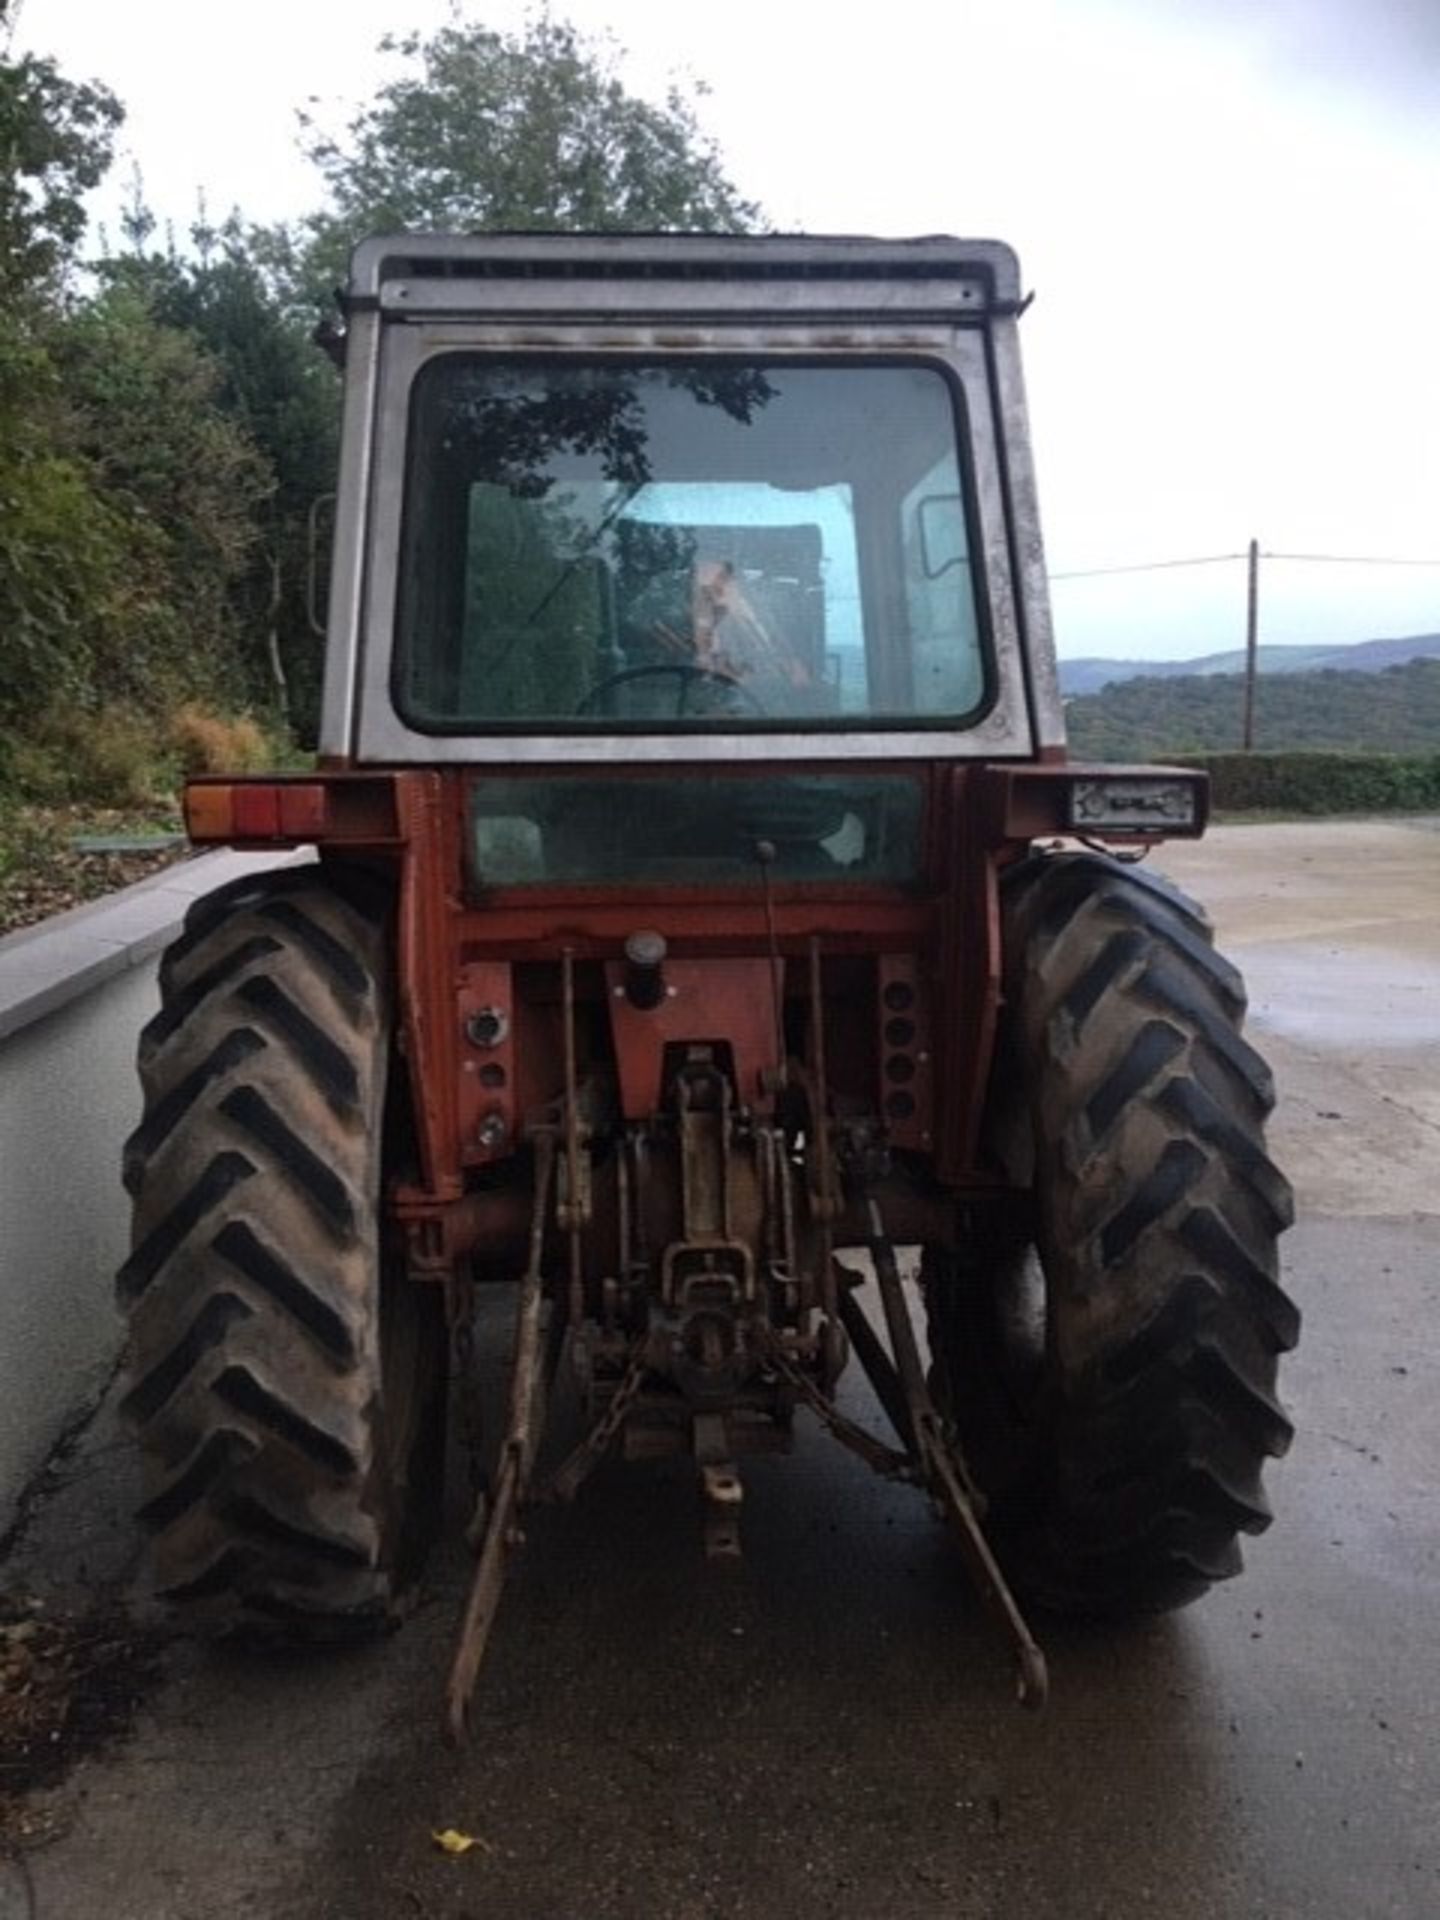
top-left (559, 947), bottom-right (587, 1329)
top-left (864, 1198), bottom-right (1049, 1711)
top-left (755, 1322), bottom-right (911, 1480)
top-left (444, 1034), bottom-right (1048, 1729)
top-left (444, 1132), bottom-right (557, 1746)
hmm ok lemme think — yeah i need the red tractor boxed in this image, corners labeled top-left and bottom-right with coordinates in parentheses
top-left (119, 235), bottom-right (1297, 1735)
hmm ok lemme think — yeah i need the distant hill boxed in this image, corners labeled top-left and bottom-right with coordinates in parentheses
top-left (1059, 631), bottom-right (1440, 697)
top-left (1065, 656), bottom-right (1440, 761)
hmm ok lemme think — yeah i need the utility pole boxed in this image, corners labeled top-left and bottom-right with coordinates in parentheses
top-left (1241, 537), bottom-right (1260, 751)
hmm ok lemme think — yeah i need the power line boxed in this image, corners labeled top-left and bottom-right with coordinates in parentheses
top-left (1049, 553), bottom-right (1245, 581)
top-left (1050, 547), bottom-right (1440, 581)
top-left (1048, 537), bottom-right (1440, 757)
top-left (1262, 550), bottom-right (1440, 568)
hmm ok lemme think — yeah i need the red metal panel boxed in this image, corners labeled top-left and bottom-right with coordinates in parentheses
top-left (604, 958), bottom-right (780, 1118)
top-left (395, 772), bottom-right (464, 1200)
top-left (933, 766), bottom-right (1005, 1183)
top-left (456, 962), bottom-right (517, 1165)
top-left (200, 761), bottom-right (1044, 1216)
top-left (876, 954), bottom-right (934, 1152)
top-left (458, 897), bottom-right (925, 958)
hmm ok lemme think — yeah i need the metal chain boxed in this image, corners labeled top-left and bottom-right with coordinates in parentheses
top-left (756, 1325), bottom-right (913, 1479)
top-left (449, 1303), bottom-right (488, 1503)
top-left (537, 1320), bottom-right (917, 1503)
top-left (537, 1337), bottom-right (650, 1504)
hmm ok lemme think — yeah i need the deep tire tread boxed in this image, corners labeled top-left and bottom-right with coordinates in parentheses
top-left (120, 871), bottom-right (420, 1638)
top-left (122, 1030), bottom-right (268, 1193)
top-left (255, 899), bottom-right (372, 1003)
top-left (216, 1086), bottom-right (357, 1238)
top-left (119, 1152), bottom-right (257, 1302)
top-left (143, 937), bottom-right (281, 1055)
top-left (934, 849), bottom-right (1298, 1618)
top-left (122, 1291), bottom-right (256, 1424)
top-left (138, 1428), bottom-right (256, 1530)
top-left (210, 1221), bottom-right (358, 1366)
top-left (222, 1493), bottom-right (371, 1569)
top-left (234, 975), bottom-right (362, 1117)
top-left (211, 1366), bottom-right (361, 1477)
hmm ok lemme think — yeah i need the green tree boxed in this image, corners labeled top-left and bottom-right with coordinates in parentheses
top-left (102, 219), bottom-right (340, 733)
top-left (3, 7), bottom-right (766, 770)
top-left (1065, 658), bottom-right (1440, 761)
top-left (55, 280), bottom-right (274, 709)
top-left (0, 11), bottom-right (126, 732)
top-left (246, 9), bottom-right (763, 727)
top-left (0, 5), bottom-right (121, 304)
top-left (289, 10), bottom-right (761, 302)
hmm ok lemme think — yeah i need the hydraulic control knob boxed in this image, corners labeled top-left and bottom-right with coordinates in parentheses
top-left (622, 929), bottom-right (668, 1010)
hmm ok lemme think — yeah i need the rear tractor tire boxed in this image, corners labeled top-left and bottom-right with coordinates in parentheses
top-left (927, 851), bottom-right (1299, 1616)
top-left (118, 869), bottom-right (444, 1636)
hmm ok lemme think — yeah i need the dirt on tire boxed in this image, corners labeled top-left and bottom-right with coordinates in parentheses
top-left (118, 870), bottom-right (428, 1637)
top-left (928, 850), bottom-right (1300, 1615)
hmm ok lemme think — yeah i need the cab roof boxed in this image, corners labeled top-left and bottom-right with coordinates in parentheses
top-left (345, 232), bottom-right (1025, 321)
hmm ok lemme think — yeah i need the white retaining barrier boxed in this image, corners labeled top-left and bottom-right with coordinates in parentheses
top-left (0, 850), bottom-right (303, 1533)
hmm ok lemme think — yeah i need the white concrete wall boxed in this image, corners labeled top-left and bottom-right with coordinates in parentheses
top-left (0, 851), bottom-right (304, 1533)
top-left (0, 962), bottom-right (157, 1515)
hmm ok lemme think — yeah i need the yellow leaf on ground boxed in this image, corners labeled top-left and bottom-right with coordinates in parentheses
top-left (431, 1827), bottom-right (490, 1857)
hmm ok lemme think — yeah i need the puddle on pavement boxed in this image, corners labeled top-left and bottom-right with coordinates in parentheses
top-left (1238, 943), bottom-right (1440, 1051)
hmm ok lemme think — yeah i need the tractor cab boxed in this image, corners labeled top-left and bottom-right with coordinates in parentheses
top-left (324, 233), bottom-right (1053, 772)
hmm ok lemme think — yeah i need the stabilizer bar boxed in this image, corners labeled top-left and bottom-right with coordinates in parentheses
top-left (863, 1198), bottom-right (1049, 1710)
top-left (444, 1134), bottom-right (556, 1745)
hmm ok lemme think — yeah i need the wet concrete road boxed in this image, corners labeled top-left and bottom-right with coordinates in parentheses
top-left (7, 820), bottom-right (1440, 1919)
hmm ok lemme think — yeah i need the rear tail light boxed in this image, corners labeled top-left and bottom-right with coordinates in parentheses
top-left (184, 782), bottom-right (330, 843)
top-left (1067, 776), bottom-right (1199, 833)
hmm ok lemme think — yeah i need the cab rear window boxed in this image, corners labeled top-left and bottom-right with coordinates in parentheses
top-left (395, 359), bottom-right (991, 734)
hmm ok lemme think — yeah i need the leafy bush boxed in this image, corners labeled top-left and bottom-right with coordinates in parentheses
top-left (168, 702), bottom-right (271, 776)
top-left (1, 700), bottom-right (287, 808)
top-left (1067, 658), bottom-right (1440, 761)
top-left (1170, 751), bottom-right (1440, 815)
top-left (0, 803), bottom-right (65, 888)
top-left (2, 704), bottom-right (171, 806)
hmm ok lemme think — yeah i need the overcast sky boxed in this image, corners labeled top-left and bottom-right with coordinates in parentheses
top-left (16, 0), bottom-right (1440, 660)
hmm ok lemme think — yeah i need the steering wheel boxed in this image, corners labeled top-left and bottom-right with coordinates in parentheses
top-left (577, 663), bottom-right (767, 718)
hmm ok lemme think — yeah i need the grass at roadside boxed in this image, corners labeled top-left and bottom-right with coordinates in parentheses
top-left (0, 804), bottom-right (189, 937)
top-left (0, 700), bottom-right (305, 938)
